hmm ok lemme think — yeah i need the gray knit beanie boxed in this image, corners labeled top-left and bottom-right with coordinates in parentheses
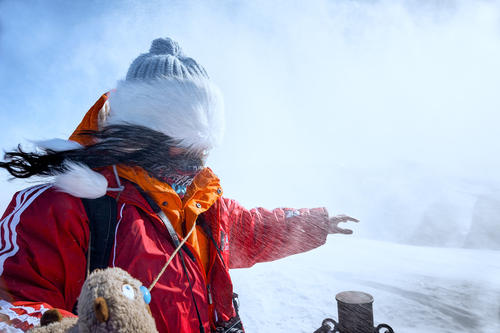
top-left (125, 37), bottom-right (209, 81)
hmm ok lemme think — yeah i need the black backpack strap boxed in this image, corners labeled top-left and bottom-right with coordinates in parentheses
top-left (82, 195), bottom-right (118, 274)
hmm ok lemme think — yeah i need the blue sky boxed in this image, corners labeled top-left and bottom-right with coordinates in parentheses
top-left (1, 0), bottom-right (500, 247)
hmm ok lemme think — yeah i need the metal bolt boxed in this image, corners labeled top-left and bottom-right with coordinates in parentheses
top-left (196, 203), bottom-right (202, 208)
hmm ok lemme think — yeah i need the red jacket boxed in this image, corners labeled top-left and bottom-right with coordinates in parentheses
top-left (0, 168), bottom-right (330, 332)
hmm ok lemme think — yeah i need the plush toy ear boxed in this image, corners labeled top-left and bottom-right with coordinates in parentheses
top-left (94, 297), bottom-right (109, 323)
top-left (40, 309), bottom-right (63, 326)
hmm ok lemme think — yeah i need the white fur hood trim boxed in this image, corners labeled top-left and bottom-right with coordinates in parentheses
top-left (33, 139), bottom-right (83, 152)
top-left (54, 162), bottom-right (108, 199)
top-left (107, 78), bottom-right (225, 152)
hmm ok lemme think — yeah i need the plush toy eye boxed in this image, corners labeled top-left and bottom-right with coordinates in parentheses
top-left (122, 284), bottom-right (135, 300)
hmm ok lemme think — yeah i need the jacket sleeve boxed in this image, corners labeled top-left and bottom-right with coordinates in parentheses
top-left (219, 198), bottom-right (330, 269)
top-left (0, 185), bottom-right (87, 331)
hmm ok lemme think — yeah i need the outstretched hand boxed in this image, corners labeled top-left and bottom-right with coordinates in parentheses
top-left (328, 214), bottom-right (359, 234)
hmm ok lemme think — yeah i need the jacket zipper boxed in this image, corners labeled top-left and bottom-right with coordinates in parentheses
top-left (207, 284), bottom-right (213, 305)
top-left (207, 282), bottom-right (220, 324)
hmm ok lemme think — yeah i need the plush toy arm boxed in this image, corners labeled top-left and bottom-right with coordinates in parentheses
top-left (28, 314), bottom-right (78, 333)
top-left (40, 309), bottom-right (63, 326)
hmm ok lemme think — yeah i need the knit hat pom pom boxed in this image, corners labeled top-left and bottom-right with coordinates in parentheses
top-left (150, 38), bottom-right (182, 56)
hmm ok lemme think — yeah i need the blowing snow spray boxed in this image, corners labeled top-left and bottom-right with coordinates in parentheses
top-left (313, 291), bottom-right (394, 333)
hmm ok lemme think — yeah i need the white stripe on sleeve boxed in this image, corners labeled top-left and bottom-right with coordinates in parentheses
top-left (0, 185), bottom-right (51, 275)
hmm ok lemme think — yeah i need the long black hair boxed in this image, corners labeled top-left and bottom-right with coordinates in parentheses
top-left (0, 124), bottom-right (205, 180)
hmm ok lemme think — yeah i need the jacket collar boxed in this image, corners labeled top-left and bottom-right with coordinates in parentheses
top-left (99, 165), bottom-right (223, 217)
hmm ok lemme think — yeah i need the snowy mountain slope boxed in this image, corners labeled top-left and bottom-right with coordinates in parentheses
top-left (231, 237), bottom-right (500, 333)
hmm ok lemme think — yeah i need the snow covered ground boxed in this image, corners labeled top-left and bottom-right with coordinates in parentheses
top-left (231, 237), bottom-right (500, 333)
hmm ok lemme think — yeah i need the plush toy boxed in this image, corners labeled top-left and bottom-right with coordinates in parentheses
top-left (29, 267), bottom-right (158, 333)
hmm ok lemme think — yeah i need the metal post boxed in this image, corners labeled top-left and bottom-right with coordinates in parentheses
top-left (313, 291), bottom-right (395, 333)
top-left (335, 291), bottom-right (374, 333)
